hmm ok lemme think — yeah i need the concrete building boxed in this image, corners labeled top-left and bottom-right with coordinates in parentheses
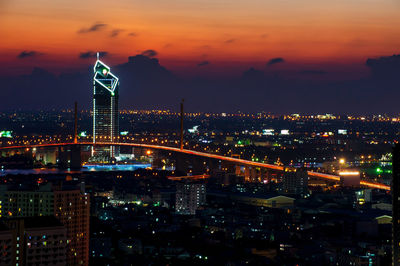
top-left (175, 182), bottom-right (206, 215)
top-left (230, 194), bottom-right (295, 208)
top-left (0, 184), bottom-right (54, 218)
top-left (53, 188), bottom-right (90, 266)
top-left (282, 167), bottom-right (308, 195)
top-left (0, 216), bottom-right (67, 266)
top-left (23, 217), bottom-right (67, 266)
top-left (0, 183), bottom-right (90, 266)
top-left (0, 223), bottom-right (13, 265)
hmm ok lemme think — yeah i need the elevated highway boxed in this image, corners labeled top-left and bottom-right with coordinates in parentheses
top-left (0, 142), bottom-right (391, 191)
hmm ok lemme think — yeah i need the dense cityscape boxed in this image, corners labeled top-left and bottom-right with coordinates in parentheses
top-left (2, 0), bottom-right (400, 265)
top-left (0, 99), bottom-right (398, 265)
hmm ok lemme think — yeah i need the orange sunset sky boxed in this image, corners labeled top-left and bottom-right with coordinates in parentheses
top-left (0, 0), bottom-right (399, 76)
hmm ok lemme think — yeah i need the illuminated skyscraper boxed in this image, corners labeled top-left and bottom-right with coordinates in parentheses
top-left (92, 53), bottom-right (119, 160)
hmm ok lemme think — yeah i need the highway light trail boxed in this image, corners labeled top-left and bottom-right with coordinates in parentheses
top-left (0, 142), bottom-right (391, 191)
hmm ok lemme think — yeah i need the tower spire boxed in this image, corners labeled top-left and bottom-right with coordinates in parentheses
top-left (97, 52), bottom-right (99, 60)
top-left (180, 99), bottom-right (184, 150)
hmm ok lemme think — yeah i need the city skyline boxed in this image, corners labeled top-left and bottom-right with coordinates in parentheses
top-left (1, 1), bottom-right (399, 265)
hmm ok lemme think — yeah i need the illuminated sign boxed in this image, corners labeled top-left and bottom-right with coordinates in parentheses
top-left (79, 131), bottom-right (87, 137)
top-left (120, 131), bottom-right (129, 136)
top-left (338, 129), bottom-right (347, 135)
top-left (93, 57), bottom-right (119, 95)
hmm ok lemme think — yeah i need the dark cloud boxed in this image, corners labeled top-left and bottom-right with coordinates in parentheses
top-left (78, 22), bottom-right (107, 34)
top-left (79, 51), bottom-right (108, 59)
top-left (0, 67), bottom-right (85, 110)
top-left (197, 61), bottom-right (210, 67)
top-left (241, 67), bottom-right (264, 81)
top-left (128, 32), bottom-right (137, 37)
top-left (141, 49), bottom-right (158, 57)
top-left (110, 29), bottom-right (123, 37)
top-left (366, 54), bottom-right (400, 80)
top-left (299, 70), bottom-right (327, 75)
top-left (224, 39), bottom-right (235, 44)
top-left (17, 51), bottom-right (43, 59)
top-left (267, 57), bottom-right (285, 66)
top-left (4, 53), bottom-right (400, 114)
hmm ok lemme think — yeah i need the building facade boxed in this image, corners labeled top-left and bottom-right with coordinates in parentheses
top-left (53, 189), bottom-right (90, 266)
top-left (282, 167), bottom-right (308, 195)
top-left (0, 183), bottom-right (90, 266)
top-left (92, 53), bottom-right (119, 160)
top-left (175, 182), bottom-right (206, 215)
top-left (0, 216), bottom-right (67, 266)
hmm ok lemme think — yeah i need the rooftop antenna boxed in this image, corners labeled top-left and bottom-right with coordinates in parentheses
top-left (97, 52), bottom-right (99, 60)
top-left (180, 99), bottom-right (184, 150)
top-left (74, 101), bottom-right (78, 144)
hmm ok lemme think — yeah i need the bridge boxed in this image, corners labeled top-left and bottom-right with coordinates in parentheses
top-left (0, 141), bottom-right (391, 191)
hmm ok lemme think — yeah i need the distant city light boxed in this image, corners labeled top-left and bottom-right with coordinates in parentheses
top-left (280, 129), bottom-right (289, 135)
top-left (263, 129), bottom-right (274, 136)
top-left (188, 126), bottom-right (199, 134)
top-left (79, 131), bottom-right (87, 137)
top-left (120, 131), bottom-right (129, 136)
top-left (0, 131), bottom-right (12, 138)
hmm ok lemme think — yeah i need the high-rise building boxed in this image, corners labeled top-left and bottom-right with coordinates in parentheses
top-left (282, 167), bottom-right (308, 195)
top-left (0, 184), bottom-right (54, 218)
top-left (0, 183), bottom-right (90, 266)
top-left (392, 144), bottom-right (400, 266)
top-left (175, 181), bottom-right (206, 215)
top-left (53, 188), bottom-right (90, 266)
top-left (92, 53), bottom-right (119, 160)
top-left (1, 216), bottom-right (67, 266)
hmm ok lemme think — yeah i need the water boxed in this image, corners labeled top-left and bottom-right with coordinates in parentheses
top-left (0, 163), bottom-right (151, 176)
top-left (82, 163), bottom-right (151, 172)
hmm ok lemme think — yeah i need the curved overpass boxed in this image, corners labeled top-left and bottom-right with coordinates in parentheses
top-left (0, 142), bottom-right (391, 191)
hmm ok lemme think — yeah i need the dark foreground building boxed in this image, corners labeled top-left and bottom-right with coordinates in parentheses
top-left (0, 216), bottom-right (67, 265)
top-left (0, 183), bottom-right (90, 266)
top-left (393, 144), bottom-right (400, 266)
